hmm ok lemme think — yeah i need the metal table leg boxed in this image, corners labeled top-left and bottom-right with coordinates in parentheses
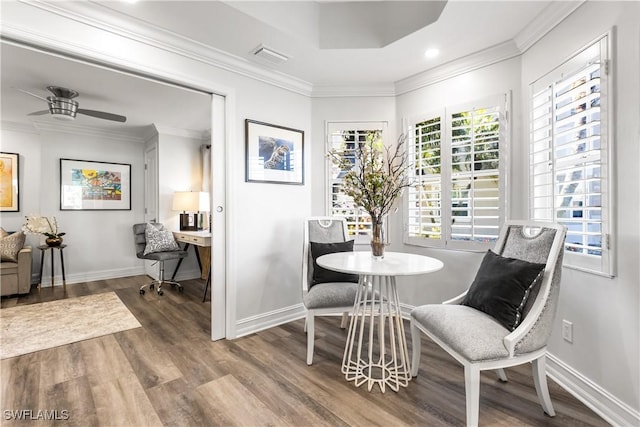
top-left (341, 274), bottom-right (411, 393)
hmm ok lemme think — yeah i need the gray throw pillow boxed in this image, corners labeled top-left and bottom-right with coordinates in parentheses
top-left (0, 230), bottom-right (26, 262)
top-left (143, 223), bottom-right (180, 255)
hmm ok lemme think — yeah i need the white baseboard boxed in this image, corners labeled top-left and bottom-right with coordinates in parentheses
top-left (546, 352), bottom-right (640, 427)
top-left (32, 265), bottom-right (204, 287)
top-left (170, 267), bottom-right (202, 281)
top-left (399, 302), bottom-right (414, 319)
top-left (234, 303), bottom-right (412, 340)
top-left (34, 266), bottom-right (145, 287)
top-left (235, 303), bottom-right (305, 338)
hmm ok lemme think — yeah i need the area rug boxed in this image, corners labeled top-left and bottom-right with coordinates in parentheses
top-left (0, 292), bottom-right (141, 359)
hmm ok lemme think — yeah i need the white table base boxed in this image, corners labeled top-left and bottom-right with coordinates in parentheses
top-left (342, 274), bottom-right (411, 393)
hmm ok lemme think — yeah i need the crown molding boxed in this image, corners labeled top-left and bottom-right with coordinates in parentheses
top-left (153, 124), bottom-right (210, 140)
top-left (6, 0), bottom-right (584, 99)
top-left (514, 1), bottom-right (585, 53)
top-left (31, 119), bottom-right (147, 143)
top-left (394, 40), bottom-right (521, 96)
top-left (311, 83), bottom-right (396, 98)
top-left (0, 120), bottom-right (39, 134)
top-left (13, 1), bottom-right (313, 97)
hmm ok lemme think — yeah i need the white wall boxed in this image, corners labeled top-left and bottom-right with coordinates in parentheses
top-left (520, 2), bottom-right (640, 420)
top-left (0, 125), bottom-right (145, 285)
top-left (157, 128), bottom-right (207, 279)
top-left (231, 76), bottom-right (311, 328)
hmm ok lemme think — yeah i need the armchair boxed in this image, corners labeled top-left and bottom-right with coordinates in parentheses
top-left (410, 220), bottom-right (566, 426)
top-left (302, 217), bottom-right (358, 365)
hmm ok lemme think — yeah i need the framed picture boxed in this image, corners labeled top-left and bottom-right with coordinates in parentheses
top-left (60, 158), bottom-right (131, 210)
top-left (0, 152), bottom-right (19, 212)
top-left (245, 119), bottom-right (304, 185)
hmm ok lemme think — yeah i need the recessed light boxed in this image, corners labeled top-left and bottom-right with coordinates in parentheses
top-left (424, 48), bottom-right (440, 59)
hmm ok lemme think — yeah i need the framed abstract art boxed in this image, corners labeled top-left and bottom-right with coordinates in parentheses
top-left (60, 158), bottom-right (131, 210)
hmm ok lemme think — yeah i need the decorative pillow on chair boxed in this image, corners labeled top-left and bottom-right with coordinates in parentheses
top-left (143, 223), bottom-right (180, 255)
top-left (310, 240), bottom-right (359, 287)
top-left (0, 230), bottom-right (26, 262)
top-left (463, 250), bottom-right (545, 331)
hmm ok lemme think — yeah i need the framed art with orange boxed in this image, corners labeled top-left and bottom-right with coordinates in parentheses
top-left (0, 152), bottom-right (19, 212)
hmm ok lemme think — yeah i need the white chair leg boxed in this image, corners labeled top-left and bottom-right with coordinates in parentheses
top-left (410, 320), bottom-right (421, 377)
top-left (306, 312), bottom-right (315, 365)
top-left (495, 368), bottom-right (508, 382)
top-left (532, 355), bottom-right (556, 416)
top-left (464, 364), bottom-right (480, 427)
top-left (340, 311), bottom-right (349, 328)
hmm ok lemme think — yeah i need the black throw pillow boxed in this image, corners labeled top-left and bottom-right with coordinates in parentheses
top-left (310, 241), bottom-right (359, 287)
top-left (463, 250), bottom-right (545, 331)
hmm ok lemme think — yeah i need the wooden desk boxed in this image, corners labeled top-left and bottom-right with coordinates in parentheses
top-left (172, 231), bottom-right (212, 301)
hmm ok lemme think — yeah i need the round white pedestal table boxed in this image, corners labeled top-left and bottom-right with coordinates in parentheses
top-left (316, 251), bottom-right (443, 392)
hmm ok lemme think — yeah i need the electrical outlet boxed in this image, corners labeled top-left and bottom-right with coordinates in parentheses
top-left (562, 320), bottom-right (573, 343)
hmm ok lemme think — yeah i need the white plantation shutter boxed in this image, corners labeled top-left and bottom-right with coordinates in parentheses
top-left (326, 121), bottom-right (387, 243)
top-left (405, 95), bottom-right (506, 250)
top-left (449, 105), bottom-right (502, 247)
top-left (406, 114), bottom-right (444, 246)
top-left (530, 35), bottom-right (613, 276)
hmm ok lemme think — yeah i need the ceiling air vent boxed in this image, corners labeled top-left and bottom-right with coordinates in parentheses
top-left (252, 44), bottom-right (289, 64)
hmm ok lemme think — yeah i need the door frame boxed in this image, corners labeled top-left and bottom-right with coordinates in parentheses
top-left (143, 139), bottom-right (159, 279)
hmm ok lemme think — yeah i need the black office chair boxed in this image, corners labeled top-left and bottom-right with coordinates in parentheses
top-left (133, 223), bottom-right (188, 296)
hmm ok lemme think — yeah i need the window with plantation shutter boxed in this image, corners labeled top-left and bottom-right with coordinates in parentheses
top-left (406, 116), bottom-right (443, 243)
top-left (529, 35), bottom-right (613, 276)
top-left (326, 121), bottom-right (387, 243)
top-left (405, 95), bottom-right (507, 250)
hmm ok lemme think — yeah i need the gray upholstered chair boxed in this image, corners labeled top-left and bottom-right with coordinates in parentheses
top-left (302, 217), bottom-right (358, 365)
top-left (410, 220), bottom-right (566, 427)
top-left (133, 223), bottom-right (188, 296)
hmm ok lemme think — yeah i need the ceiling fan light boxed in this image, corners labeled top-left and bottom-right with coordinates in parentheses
top-left (52, 114), bottom-right (75, 121)
top-left (48, 97), bottom-right (78, 119)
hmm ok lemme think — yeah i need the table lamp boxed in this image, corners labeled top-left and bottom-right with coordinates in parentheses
top-left (172, 191), bottom-right (210, 231)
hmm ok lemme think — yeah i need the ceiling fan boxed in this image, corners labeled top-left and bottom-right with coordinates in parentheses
top-left (17, 86), bottom-right (127, 123)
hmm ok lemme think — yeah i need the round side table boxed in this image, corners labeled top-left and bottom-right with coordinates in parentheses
top-left (316, 251), bottom-right (443, 393)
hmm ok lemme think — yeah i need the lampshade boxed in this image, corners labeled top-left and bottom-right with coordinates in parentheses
top-left (172, 191), bottom-right (210, 212)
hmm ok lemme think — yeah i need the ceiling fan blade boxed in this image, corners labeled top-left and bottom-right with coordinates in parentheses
top-left (15, 87), bottom-right (49, 103)
top-left (27, 110), bottom-right (50, 116)
top-left (77, 109), bottom-right (127, 123)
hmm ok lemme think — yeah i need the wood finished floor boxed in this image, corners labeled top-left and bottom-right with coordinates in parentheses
top-left (1, 276), bottom-right (608, 427)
